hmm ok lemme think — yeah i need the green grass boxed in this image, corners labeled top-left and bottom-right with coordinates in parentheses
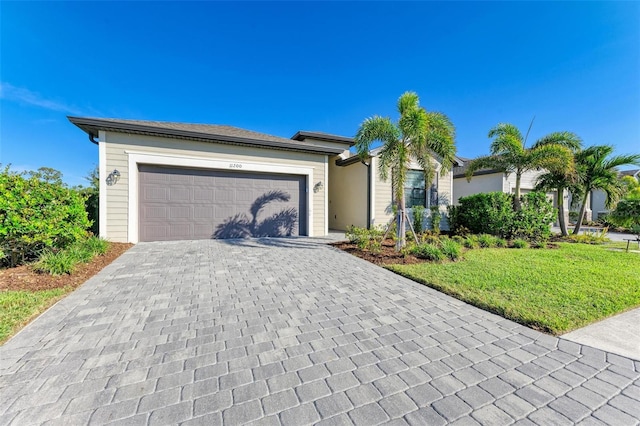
top-left (0, 288), bottom-right (69, 343)
top-left (387, 243), bottom-right (640, 335)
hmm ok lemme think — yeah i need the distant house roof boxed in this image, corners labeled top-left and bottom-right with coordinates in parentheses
top-left (68, 116), bottom-right (348, 155)
top-left (291, 131), bottom-right (354, 146)
top-left (620, 169), bottom-right (640, 178)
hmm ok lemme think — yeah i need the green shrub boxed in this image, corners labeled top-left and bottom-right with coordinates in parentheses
top-left (495, 238), bottom-right (508, 248)
top-left (82, 236), bottom-right (109, 255)
top-left (463, 235), bottom-right (480, 249)
top-left (412, 205), bottom-right (425, 234)
top-left (451, 235), bottom-right (465, 244)
top-left (610, 199), bottom-right (640, 229)
top-left (439, 239), bottom-right (461, 261)
top-left (430, 206), bottom-right (441, 234)
top-left (33, 236), bottom-right (109, 276)
top-left (346, 226), bottom-right (384, 251)
top-left (448, 191), bottom-right (553, 240)
top-left (512, 238), bottom-right (528, 249)
top-left (567, 228), bottom-right (610, 245)
top-left (411, 243), bottom-right (445, 261)
top-left (510, 192), bottom-right (554, 240)
top-left (0, 166), bottom-right (91, 266)
top-left (477, 234), bottom-right (497, 248)
top-left (33, 250), bottom-right (78, 276)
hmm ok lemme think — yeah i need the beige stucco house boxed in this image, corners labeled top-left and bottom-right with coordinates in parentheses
top-left (70, 116), bottom-right (461, 242)
top-left (69, 117), bottom-right (353, 243)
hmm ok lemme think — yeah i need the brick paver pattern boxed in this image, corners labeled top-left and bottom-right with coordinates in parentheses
top-left (1, 239), bottom-right (639, 425)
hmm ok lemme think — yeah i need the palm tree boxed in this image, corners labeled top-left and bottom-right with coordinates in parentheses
top-left (571, 145), bottom-right (640, 234)
top-left (466, 124), bottom-right (581, 210)
top-left (534, 137), bottom-right (583, 236)
top-left (535, 170), bottom-right (578, 236)
top-left (354, 92), bottom-right (456, 250)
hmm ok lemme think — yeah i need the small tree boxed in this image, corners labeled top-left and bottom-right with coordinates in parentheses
top-left (354, 92), bottom-right (456, 250)
top-left (572, 146), bottom-right (640, 234)
top-left (466, 124), bottom-right (580, 211)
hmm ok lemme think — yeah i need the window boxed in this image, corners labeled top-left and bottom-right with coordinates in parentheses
top-left (403, 170), bottom-right (438, 209)
top-left (405, 170), bottom-right (426, 208)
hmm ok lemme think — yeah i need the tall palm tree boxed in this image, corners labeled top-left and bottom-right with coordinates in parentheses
top-left (466, 124), bottom-right (581, 210)
top-left (535, 170), bottom-right (578, 236)
top-left (571, 145), bottom-right (640, 234)
top-left (534, 137), bottom-right (583, 236)
top-left (354, 92), bottom-right (456, 250)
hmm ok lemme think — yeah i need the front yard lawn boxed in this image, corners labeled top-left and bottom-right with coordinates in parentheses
top-left (387, 242), bottom-right (640, 335)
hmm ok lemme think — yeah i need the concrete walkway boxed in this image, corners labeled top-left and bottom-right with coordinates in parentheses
top-left (1, 239), bottom-right (639, 425)
top-left (563, 308), bottom-right (640, 361)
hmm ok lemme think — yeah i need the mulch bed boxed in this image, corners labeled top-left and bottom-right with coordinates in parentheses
top-left (0, 243), bottom-right (133, 292)
top-left (330, 239), bottom-right (426, 266)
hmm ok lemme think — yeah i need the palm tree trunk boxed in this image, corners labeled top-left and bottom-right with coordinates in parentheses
top-left (513, 172), bottom-right (522, 211)
top-left (396, 193), bottom-right (406, 251)
top-left (557, 188), bottom-right (568, 236)
top-left (572, 191), bottom-right (590, 235)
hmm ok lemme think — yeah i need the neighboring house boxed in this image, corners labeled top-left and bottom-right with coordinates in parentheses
top-left (69, 117), bottom-right (353, 243)
top-left (589, 169), bottom-right (640, 220)
top-left (327, 148), bottom-right (462, 231)
top-left (452, 160), bottom-right (565, 224)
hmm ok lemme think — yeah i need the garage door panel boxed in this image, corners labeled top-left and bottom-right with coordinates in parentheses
top-left (139, 165), bottom-right (306, 242)
top-left (169, 188), bottom-right (190, 201)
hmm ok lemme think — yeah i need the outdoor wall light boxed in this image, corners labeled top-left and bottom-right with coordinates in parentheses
top-left (313, 181), bottom-right (324, 193)
top-left (106, 169), bottom-right (121, 186)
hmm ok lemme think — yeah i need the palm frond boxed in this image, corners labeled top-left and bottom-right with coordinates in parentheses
top-left (423, 111), bottom-right (457, 173)
top-left (488, 123), bottom-right (524, 154)
top-left (527, 144), bottom-right (574, 174)
top-left (354, 116), bottom-right (399, 161)
top-left (398, 107), bottom-right (428, 145)
top-left (397, 91), bottom-right (420, 116)
top-left (533, 131), bottom-right (582, 151)
top-left (465, 155), bottom-right (510, 181)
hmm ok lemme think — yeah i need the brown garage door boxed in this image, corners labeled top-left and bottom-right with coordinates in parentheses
top-left (138, 165), bottom-right (306, 242)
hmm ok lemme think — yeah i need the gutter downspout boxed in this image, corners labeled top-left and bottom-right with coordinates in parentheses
top-left (89, 133), bottom-right (99, 145)
top-left (362, 160), bottom-right (372, 229)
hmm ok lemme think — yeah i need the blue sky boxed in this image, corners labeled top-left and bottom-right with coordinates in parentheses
top-left (1, 1), bottom-right (638, 186)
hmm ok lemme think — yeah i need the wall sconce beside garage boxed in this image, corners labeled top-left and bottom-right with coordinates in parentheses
top-left (106, 169), bottom-right (121, 186)
top-left (313, 181), bottom-right (324, 193)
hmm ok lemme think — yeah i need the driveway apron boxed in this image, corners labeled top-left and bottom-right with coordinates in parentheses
top-left (1, 239), bottom-right (639, 425)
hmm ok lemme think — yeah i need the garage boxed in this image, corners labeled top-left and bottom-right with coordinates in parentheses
top-left (138, 165), bottom-right (306, 241)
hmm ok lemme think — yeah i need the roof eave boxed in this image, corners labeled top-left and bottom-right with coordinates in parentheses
top-left (291, 131), bottom-right (354, 146)
top-left (68, 116), bottom-right (345, 155)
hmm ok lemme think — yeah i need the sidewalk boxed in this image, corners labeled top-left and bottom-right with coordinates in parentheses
top-left (562, 307), bottom-right (640, 361)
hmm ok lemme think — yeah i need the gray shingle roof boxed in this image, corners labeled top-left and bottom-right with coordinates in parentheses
top-left (68, 117), bottom-right (348, 155)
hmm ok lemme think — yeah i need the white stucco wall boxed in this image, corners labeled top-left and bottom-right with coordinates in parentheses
top-left (453, 173), bottom-right (504, 204)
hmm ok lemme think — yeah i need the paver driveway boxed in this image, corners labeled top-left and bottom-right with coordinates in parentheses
top-left (1, 239), bottom-right (639, 425)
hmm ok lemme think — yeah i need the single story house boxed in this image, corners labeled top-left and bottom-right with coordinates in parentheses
top-left (70, 116), bottom-right (462, 242)
top-left (452, 161), bottom-right (567, 224)
top-left (69, 117), bottom-right (353, 243)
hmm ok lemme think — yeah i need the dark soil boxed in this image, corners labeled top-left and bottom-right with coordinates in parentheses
top-left (330, 239), bottom-right (428, 266)
top-left (0, 243), bottom-right (133, 292)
